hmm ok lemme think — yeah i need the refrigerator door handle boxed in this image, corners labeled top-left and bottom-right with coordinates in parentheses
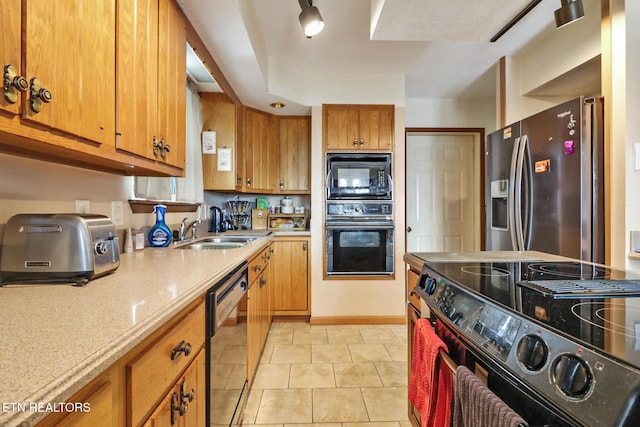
top-left (508, 137), bottom-right (521, 250)
top-left (514, 134), bottom-right (529, 251)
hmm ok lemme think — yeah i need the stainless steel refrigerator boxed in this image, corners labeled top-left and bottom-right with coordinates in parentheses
top-left (485, 97), bottom-right (605, 263)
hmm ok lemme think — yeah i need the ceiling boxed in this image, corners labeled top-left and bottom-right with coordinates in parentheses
top-left (177, 0), bottom-right (580, 115)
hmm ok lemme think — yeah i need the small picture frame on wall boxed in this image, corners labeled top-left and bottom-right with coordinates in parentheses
top-left (202, 131), bottom-right (216, 154)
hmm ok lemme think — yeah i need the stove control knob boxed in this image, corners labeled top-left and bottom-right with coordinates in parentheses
top-left (516, 335), bottom-right (548, 371)
top-left (425, 277), bottom-right (437, 295)
top-left (551, 354), bottom-right (592, 398)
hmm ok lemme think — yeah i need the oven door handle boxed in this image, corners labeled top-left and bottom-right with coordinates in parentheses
top-left (325, 223), bottom-right (394, 230)
top-left (325, 167), bottom-right (333, 199)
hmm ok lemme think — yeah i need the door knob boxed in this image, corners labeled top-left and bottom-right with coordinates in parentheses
top-left (407, 226), bottom-right (412, 232)
top-left (3, 65), bottom-right (29, 104)
top-left (29, 77), bottom-right (53, 113)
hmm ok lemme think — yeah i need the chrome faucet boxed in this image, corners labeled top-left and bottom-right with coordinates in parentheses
top-left (179, 217), bottom-right (201, 241)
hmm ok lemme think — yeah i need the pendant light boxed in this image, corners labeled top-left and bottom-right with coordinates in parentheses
top-left (555, 0), bottom-right (584, 28)
top-left (298, 0), bottom-right (324, 38)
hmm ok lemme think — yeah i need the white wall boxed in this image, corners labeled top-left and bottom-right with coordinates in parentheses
top-left (309, 106), bottom-right (407, 321)
top-left (405, 97), bottom-right (495, 132)
top-left (622, 0), bottom-right (640, 272)
top-left (0, 153), bottom-right (197, 235)
top-left (502, 0), bottom-right (602, 125)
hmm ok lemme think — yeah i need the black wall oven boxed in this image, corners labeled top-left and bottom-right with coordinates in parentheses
top-left (325, 202), bottom-right (394, 277)
top-left (326, 152), bottom-right (392, 200)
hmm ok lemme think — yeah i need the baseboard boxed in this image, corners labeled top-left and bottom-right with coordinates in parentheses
top-left (272, 315), bottom-right (310, 323)
top-left (309, 315), bottom-right (406, 326)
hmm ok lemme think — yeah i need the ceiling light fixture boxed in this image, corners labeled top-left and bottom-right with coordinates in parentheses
top-left (270, 102), bottom-right (285, 109)
top-left (490, 0), bottom-right (542, 43)
top-left (298, 0), bottom-right (324, 38)
top-left (554, 0), bottom-right (584, 28)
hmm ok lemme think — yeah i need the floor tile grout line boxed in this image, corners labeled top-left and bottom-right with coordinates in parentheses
top-left (249, 324), bottom-right (409, 425)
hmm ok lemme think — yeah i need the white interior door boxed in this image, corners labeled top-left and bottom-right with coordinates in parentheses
top-left (406, 133), bottom-right (479, 252)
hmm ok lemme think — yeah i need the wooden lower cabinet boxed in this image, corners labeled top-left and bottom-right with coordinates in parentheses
top-left (47, 382), bottom-right (113, 427)
top-left (247, 245), bottom-right (272, 384)
top-left (127, 300), bottom-right (205, 426)
top-left (143, 349), bottom-right (206, 427)
top-left (35, 297), bottom-right (205, 427)
top-left (270, 236), bottom-right (310, 316)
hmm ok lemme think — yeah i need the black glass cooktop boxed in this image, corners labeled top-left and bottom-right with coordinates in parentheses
top-left (423, 261), bottom-right (640, 368)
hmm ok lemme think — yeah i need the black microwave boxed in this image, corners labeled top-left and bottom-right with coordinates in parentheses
top-left (326, 153), bottom-right (392, 200)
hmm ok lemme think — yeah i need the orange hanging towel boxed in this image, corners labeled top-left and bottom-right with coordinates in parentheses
top-left (408, 318), bottom-right (453, 427)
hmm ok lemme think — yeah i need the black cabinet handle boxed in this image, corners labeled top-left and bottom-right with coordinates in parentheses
top-left (171, 340), bottom-right (192, 360)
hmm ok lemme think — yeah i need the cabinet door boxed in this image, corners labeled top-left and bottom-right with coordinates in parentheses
top-left (262, 115), bottom-right (277, 192)
top-left (23, 1), bottom-right (78, 133)
top-left (0, 0), bottom-right (22, 116)
top-left (80, 0), bottom-right (116, 146)
top-left (359, 106), bottom-right (393, 150)
top-left (244, 108), bottom-right (276, 192)
top-left (181, 349), bottom-right (206, 427)
top-left (56, 382), bottom-right (113, 427)
top-left (23, 1), bottom-right (115, 145)
top-left (143, 384), bottom-right (176, 427)
top-left (235, 103), bottom-right (246, 190)
top-left (243, 108), bottom-right (258, 190)
top-left (259, 262), bottom-right (272, 346)
top-left (277, 116), bottom-right (310, 193)
top-left (116, 0), bottom-right (159, 160)
top-left (246, 283), bottom-right (261, 383)
top-left (324, 106), bottom-right (359, 150)
top-left (271, 239), bottom-right (309, 314)
top-left (201, 93), bottom-right (237, 190)
top-left (157, 0), bottom-right (186, 169)
top-left (143, 350), bottom-right (205, 427)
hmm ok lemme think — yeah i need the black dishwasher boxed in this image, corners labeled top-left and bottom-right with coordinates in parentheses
top-left (205, 262), bottom-right (248, 427)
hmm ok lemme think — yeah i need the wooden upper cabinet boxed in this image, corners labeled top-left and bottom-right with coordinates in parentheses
top-left (201, 92), bottom-right (237, 191)
top-left (17, 1), bottom-right (116, 146)
top-left (0, 0), bottom-right (22, 116)
top-left (324, 104), bottom-right (394, 151)
top-left (243, 107), bottom-right (276, 192)
top-left (277, 116), bottom-right (310, 194)
top-left (157, 0), bottom-right (186, 170)
top-left (358, 106), bottom-right (393, 150)
top-left (116, 0), bottom-right (186, 170)
top-left (212, 108), bottom-right (309, 194)
top-left (324, 106), bottom-right (359, 150)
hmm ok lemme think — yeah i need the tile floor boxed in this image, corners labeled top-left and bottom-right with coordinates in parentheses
top-left (242, 322), bottom-right (412, 427)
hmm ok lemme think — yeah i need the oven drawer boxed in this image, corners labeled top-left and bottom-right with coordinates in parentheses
top-left (127, 300), bottom-right (205, 426)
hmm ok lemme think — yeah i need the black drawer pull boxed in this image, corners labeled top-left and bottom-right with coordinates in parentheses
top-left (171, 340), bottom-right (192, 360)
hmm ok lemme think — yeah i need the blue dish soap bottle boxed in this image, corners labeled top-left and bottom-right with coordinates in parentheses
top-left (148, 204), bottom-right (172, 247)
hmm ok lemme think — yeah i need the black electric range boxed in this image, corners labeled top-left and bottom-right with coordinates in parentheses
top-left (414, 260), bottom-right (640, 427)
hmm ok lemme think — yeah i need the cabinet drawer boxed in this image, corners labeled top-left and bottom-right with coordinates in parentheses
top-left (127, 300), bottom-right (205, 426)
top-left (407, 269), bottom-right (421, 309)
top-left (248, 245), bottom-right (270, 285)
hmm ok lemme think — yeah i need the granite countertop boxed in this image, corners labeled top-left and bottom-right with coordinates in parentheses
top-left (0, 232), bottom-right (273, 427)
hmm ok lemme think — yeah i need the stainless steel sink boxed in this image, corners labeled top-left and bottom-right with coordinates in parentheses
top-left (175, 236), bottom-right (256, 250)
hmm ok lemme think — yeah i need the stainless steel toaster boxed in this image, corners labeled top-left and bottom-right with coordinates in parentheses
top-left (0, 214), bottom-right (120, 286)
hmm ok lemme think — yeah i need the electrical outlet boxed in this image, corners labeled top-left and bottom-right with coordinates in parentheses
top-left (111, 201), bottom-right (124, 226)
top-left (75, 199), bottom-right (90, 214)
